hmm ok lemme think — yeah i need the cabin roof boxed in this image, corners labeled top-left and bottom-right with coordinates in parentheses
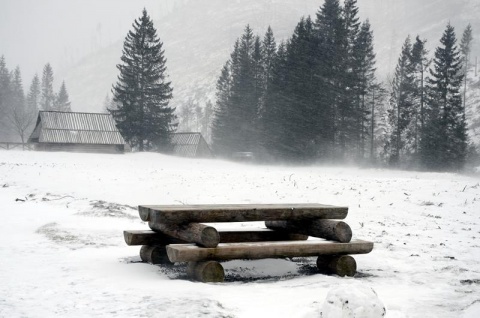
top-left (171, 132), bottom-right (213, 157)
top-left (28, 111), bottom-right (125, 145)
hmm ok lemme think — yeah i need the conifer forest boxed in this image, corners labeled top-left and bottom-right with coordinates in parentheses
top-left (1, 0), bottom-right (479, 172)
top-left (211, 0), bottom-right (476, 171)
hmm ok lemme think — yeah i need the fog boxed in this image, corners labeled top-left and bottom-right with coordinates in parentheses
top-left (0, 0), bottom-right (176, 84)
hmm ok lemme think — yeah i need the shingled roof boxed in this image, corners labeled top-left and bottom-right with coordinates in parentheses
top-left (28, 111), bottom-right (125, 145)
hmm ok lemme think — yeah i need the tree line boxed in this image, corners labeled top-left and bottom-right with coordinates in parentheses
top-left (0, 59), bottom-right (72, 143)
top-left (210, 0), bottom-right (476, 171)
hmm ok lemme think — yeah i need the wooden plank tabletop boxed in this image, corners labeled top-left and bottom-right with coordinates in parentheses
top-left (166, 239), bottom-right (374, 262)
top-left (139, 203), bottom-right (348, 223)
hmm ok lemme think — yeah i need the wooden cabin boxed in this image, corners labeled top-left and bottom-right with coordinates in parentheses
top-left (28, 111), bottom-right (126, 154)
top-left (170, 132), bottom-right (213, 158)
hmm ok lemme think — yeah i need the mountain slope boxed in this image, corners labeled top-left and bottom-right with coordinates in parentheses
top-left (64, 0), bottom-right (480, 134)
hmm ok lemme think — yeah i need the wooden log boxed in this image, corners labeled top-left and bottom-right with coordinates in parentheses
top-left (148, 221), bottom-right (220, 248)
top-left (265, 220), bottom-right (352, 243)
top-left (316, 255), bottom-right (357, 277)
top-left (218, 228), bottom-right (308, 242)
top-left (124, 230), bottom-right (185, 246)
top-left (186, 261), bottom-right (225, 283)
top-left (125, 229), bottom-right (307, 247)
top-left (124, 229), bottom-right (307, 246)
top-left (139, 206), bottom-right (151, 221)
top-left (139, 245), bottom-right (172, 264)
top-left (140, 203), bottom-right (348, 223)
top-left (166, 239), bottom-right (374, 262)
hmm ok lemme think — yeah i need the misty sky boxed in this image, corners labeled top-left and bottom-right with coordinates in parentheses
top-left (0, 0), bottom-right (174, 85)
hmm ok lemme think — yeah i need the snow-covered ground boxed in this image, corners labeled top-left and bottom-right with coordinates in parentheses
top-left (0, 150), bottom-right (479, 317)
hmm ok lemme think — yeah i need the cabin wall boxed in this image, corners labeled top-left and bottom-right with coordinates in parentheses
top-left (34, 143), bottom-right (124, 154)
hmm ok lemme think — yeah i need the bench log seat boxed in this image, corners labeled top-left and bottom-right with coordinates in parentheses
top-left (166, 239), bottom-right (373, 262)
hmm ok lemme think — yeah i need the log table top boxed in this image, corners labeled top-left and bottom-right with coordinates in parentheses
top-left (139, 203), bottom-right (348, 223)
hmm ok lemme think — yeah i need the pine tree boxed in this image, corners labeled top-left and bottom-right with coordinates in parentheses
top-left (343, 0), bottom-right (362, 158)
top-left (212, 25), bottom-right (264, 155)
top-left (459, 24), bottom-right (473, 113)
top-left (110, 9), bottom-right (175, 152)
top-left (261, 26), bottom-right (277, 96)
top-left (314, 0), bottom-right (346, 159)
top-left (351, 19), bottom-right (377, 160)
top-left (410, 36), bottom-right (429, 155)
top-left (262, 40), bottom-right (289, 159)
top-left (0, 56), bottom-right (12, 136)
top-left (281, 17), bottom-right (318, 161)
top-left (54, 81), bottom-right (72, 112)
top-left (201, 100), bottom-right (214, 142)
top-left (421, 23), bottom-right (467, 171)
top-left (387, 36), bottom-right (415, 167)
top-left (8, 66), bottom-right (36, 145)
top-left (258, 26), bottom-right (277, 154)
top-left (211, 61), bottom-right (233, 155)
top-left (11, 66), bottom-right (25, 112)
top-left (27, 74), bottom-right (41, 114)
top-left (232, 25), bottom-right (258, 152)
top-left (40, 63), bottom-right (55, 111)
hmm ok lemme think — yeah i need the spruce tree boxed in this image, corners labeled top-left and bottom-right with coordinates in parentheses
top-left (212, 25), bottom-right (263, 155)
top-left (233, 25), bottom-right (258, 152)
top-left (410, 36), bottom-right (429, 155)
top-left (460, 24), bottom-right (473, 112)
top-left (351, 19), bottom-right (377, 160)
top-left (252, 35), bottom-right (264, 136)
top-left (262, 40), bottom-right (289, 159)
top-left (314, 0), bottom-right (346, 158)
top-left (111, 9), bottom-right (175, 152)
top-left (387, 36), bottom-right (415, 167)
top-left (40, 63), bottom-right (55, 111)
top-left (27, 74), bottom-right (41, 114)
top-left (281, 17), bottom-right (318, 161)
top-left (55, 81), bottom-right (72, 112)
top-left (211, 61), bottom-right (233, 155)
top-left (11, 66), bottom-right (25, 113)
top-left (9, 67), bottom-right (36, 145)
top-left (421, 23), bottom-right (467, 170)
top-left (261, 26), bottom-right (277, 96)
top-left (0, 56), bottom-right (12, 138)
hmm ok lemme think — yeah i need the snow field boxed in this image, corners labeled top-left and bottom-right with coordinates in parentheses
top-left (0, 150), bottom-right (479, 317)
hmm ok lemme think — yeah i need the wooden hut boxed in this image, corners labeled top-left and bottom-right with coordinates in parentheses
top-left (170, 132), bottom-right (213, 158)
top-left (28, 111), bottom-right (126, 153)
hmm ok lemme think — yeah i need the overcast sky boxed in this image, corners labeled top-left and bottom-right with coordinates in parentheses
top-left (0, 0), bottom-right (175, 86)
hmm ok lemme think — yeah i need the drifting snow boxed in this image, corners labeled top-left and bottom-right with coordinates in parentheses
top-left (0, 151), bottom-right (479, 317)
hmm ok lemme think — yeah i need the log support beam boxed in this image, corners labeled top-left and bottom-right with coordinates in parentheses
top-left (265, 219), bottom-right (352, 243)
top-left (148, 221), bottom-right (220, 248)
top-left (187, 261), bottom-right (225, 283)
top-left (316, 255), bottom-right (357, 277)
top-left (140, 245), bottom-right (172, 265)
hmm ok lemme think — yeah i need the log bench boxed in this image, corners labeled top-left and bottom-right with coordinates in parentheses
top-left (124, 204), bottom-right (373, 282)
